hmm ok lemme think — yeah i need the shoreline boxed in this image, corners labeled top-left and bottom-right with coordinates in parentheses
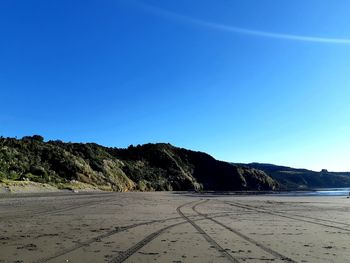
top-left (1, 179), bottom-right (350, 198)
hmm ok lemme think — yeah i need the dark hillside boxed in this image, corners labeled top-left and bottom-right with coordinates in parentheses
top-left (112, 144), bottom-right (278, 191)
top-left (0, 136), bottom-right (278, 191)
top-left (242, 163), bottom-right (350, 189)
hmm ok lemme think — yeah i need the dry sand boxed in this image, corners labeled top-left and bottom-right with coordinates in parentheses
top-left (0, 191), bottom-right (349, 263)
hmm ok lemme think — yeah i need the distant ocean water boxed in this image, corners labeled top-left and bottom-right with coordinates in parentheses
top-left (273, 188), bottom-right (350, 196)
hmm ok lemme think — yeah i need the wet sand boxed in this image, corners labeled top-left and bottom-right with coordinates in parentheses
top-left (0, 191), bottom-right (349, 263)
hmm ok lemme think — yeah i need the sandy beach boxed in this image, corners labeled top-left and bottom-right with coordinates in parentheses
top-left (0, 191), bottom-right (349, 263)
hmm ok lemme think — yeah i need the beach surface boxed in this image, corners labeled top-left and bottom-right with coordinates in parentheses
top-left (1, 191), bottom-right (349, 263)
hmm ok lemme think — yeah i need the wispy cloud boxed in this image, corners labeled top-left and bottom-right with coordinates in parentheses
top-left (134, 0), bottom-right (350, 45)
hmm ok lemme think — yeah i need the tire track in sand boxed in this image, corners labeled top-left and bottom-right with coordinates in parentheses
top-left (193, 200), bottom-right (298, 263)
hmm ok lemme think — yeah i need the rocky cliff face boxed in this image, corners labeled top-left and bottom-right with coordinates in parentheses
top-left (0, 136), bottom-right (279, 191)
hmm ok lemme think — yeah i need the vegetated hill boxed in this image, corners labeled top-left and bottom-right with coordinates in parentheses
top-left (0, 136), bottom-right (278, 191)
top-left (241, 163), bottom-right (350, 189)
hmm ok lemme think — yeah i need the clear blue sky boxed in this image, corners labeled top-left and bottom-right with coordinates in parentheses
top-left (1, 0), bottom-right (350, 171)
